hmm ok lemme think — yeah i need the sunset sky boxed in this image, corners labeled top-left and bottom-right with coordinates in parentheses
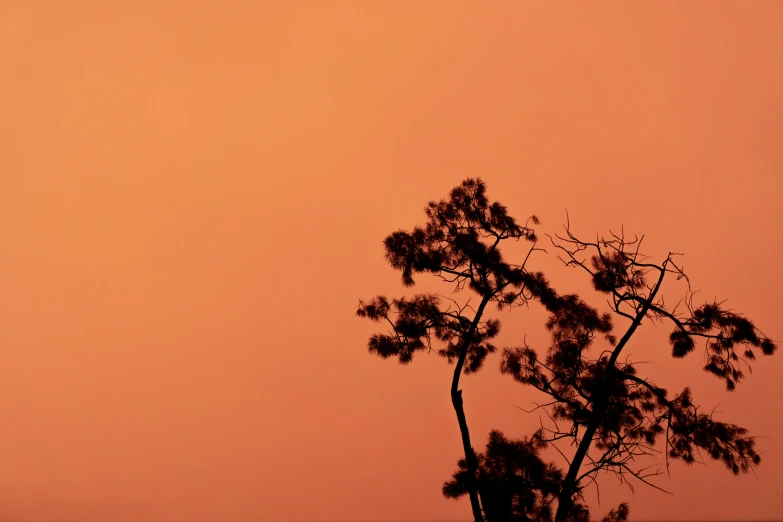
top-left (1, 2), bottom-right (782, 521)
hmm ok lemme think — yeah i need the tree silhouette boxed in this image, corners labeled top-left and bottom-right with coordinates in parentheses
top-left (359, 179), bottom-right (776, 521)
top-left (357, 179), bottom-right (552, 522)
top-left (494, 219), bottom-right (777, 521)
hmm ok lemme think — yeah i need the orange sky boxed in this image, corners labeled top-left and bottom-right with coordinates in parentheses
top-left (1, 2), bottom-right (782, 521)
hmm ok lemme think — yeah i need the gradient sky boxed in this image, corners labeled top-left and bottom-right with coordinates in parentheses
top-left (1, 2), bottom-right (782, 521)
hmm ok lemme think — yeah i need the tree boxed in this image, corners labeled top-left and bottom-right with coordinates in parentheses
top-left (357, 179), bottom-right (552, 522)
top-left (463, 218), bottom-right (776, 521)
top-left (358, 179), bottom-right (777, 521)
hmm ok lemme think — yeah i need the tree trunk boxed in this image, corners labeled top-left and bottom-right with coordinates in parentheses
top-left (452, 388), bottom-right (484, 522)
top-left (451, 295), bottom-right (492, 522)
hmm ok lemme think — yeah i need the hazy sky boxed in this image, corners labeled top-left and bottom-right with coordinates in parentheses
top-left (1, 2), bottom-right (782, 521)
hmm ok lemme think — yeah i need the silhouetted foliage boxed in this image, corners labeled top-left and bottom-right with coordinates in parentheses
top-left (601, 503), bottom-right (630, 522)
top-left (497, 219), bottom-right (777, 522)
top-left (358, 179), bottom-right (551, 522)
top-left (443, 430), bottom-right (585, 522)
top-left (442, 428), bottom-right (631, 522)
